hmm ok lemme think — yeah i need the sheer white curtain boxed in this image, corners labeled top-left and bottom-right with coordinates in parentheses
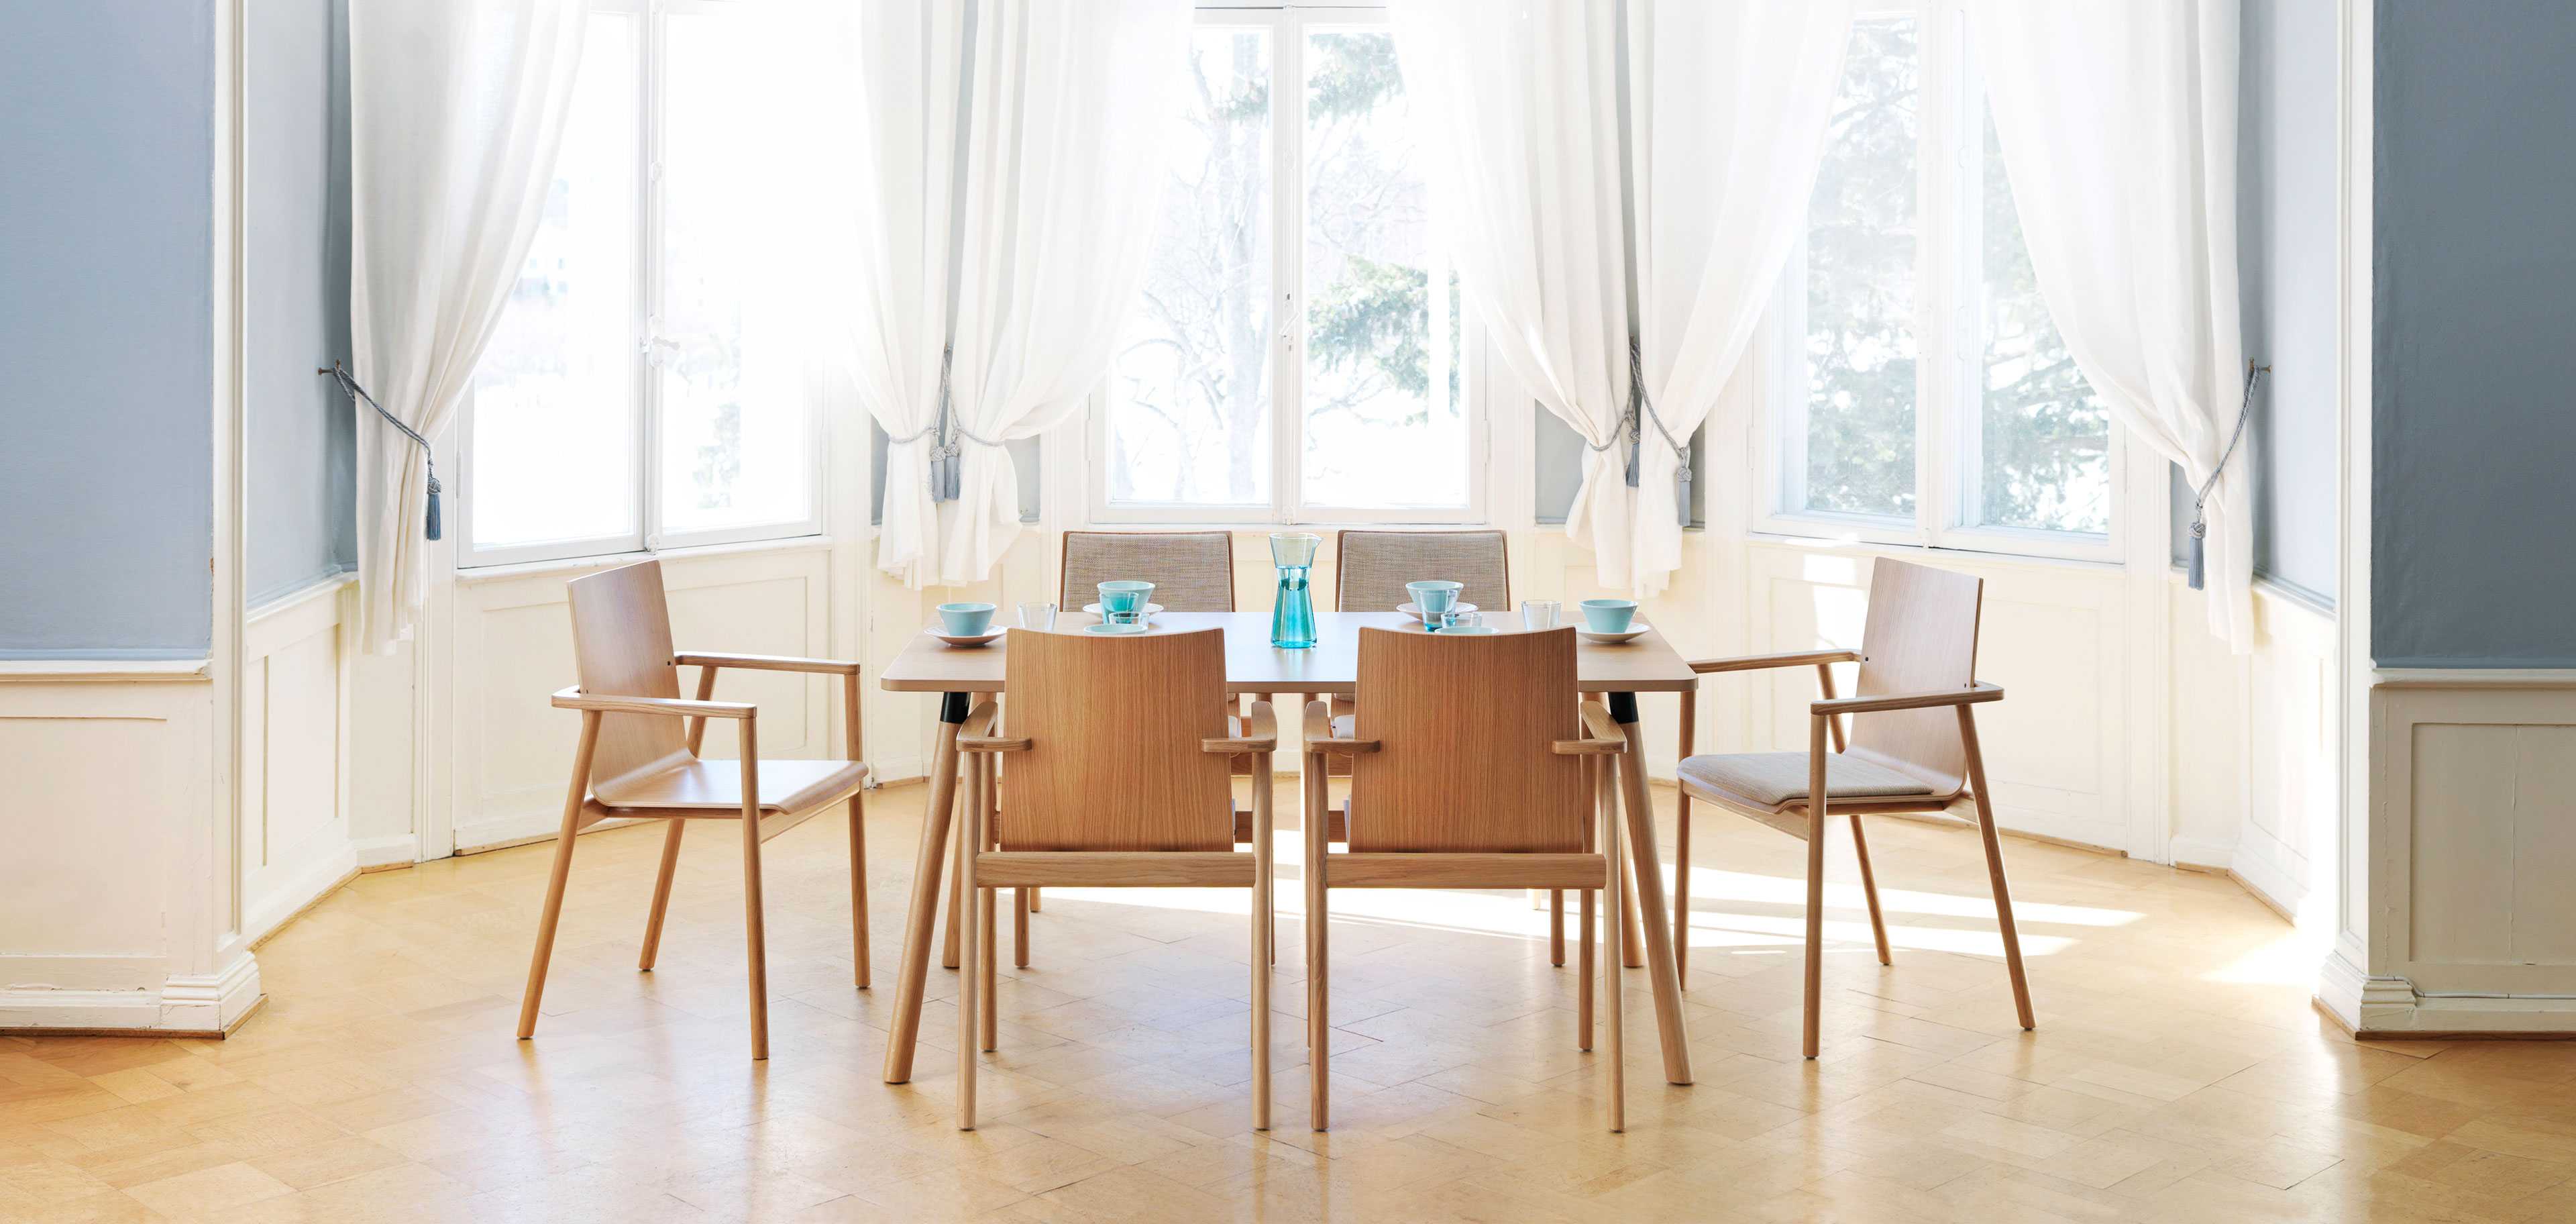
top-left (1974, 0), bottom-right (2252, 650)
top-left (1391, 0), bottom-right (1637, 589)
top-left (348, 0), bottom-right (584, 651)
top-left (784, 1), bottom-right (966, 589)
top-left (1625, 0), bottom-right (1854, 600)
top-left (939, 0), bottom-right (1190, 584)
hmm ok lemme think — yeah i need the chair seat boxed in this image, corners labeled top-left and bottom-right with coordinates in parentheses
top-left (596, 758), bottom-right (870, 814)
top-left (1676, 752), bottom-right (1935, 809)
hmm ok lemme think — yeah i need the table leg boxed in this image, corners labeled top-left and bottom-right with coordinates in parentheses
top-left (1610, 692), bottom-right (1694, 1085)
top-left (883, 691), bottom-right (969, 1084)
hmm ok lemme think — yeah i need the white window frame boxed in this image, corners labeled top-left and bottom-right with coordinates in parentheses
top-left (1757, 0), bottom-right (2122, 565)
top-left (460, 0), bottom-right (822, 570)
top-left (1087, 3), bottom-right (1490, 529)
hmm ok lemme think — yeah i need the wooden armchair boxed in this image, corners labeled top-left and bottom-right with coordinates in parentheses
top-left (1676, 558), bottom-right (2031, 1058)
top-left (952, 627), bottom-right (1277, 1132)
top-left (517, 560), bottom-right (871, 1061)
top-left (1304, 627), bottom-right (1633, 1133)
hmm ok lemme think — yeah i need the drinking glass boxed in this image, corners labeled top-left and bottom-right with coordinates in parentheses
top-left (1018, 602), bottom-right (1057, 631)
top-left (1439, 610), bottom-right (1483, 633)
top-left (1521, 600), bottom-right (1560, 630)
top-left (1097, 580), bottom-right (1154, 627)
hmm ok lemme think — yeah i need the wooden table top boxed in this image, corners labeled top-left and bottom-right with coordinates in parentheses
top-left (878, 611), bottom-right (1699, 695)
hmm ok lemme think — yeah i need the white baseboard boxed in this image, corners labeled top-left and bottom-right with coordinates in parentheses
top-left (2227, 835), bottom-right (2308, 924)
top-left (353, 833), bottom-right (419, 870)
top-left (2167, 835), bottom-right (2236, 872)
top-left (0, 952), bottom-right (262, 1035)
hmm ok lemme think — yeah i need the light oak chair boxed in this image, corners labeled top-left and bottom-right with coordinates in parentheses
top-left (1058, 529), bottom-right (1237, 612)
top-left (1303, 626), bottom-right (1633, 1132)
top-left (1018, 530), bottom-right (1238, 927)
top-left (519, 559), bottom-right (871, 1061)
top-left (1332, 528), bottom-right (1510, 613)
top-left (1676, 558), bottom-right (2031, 1058)
top-left (953, 627), bottom-right (1277, 1131)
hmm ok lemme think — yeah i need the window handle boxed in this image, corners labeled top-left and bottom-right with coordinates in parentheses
top-left (639, 334), bottom-right (680, 366)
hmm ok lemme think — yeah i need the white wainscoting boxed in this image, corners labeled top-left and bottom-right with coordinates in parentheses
top-left (239, 574), bottom-right (357, 944)
top-left (2169, 580), bottom-right (2339, 921)
top-left (0, 668), bottom-right (262, 1032)
top-left (2357, 676), bottom-right (2576, 1033)
top-left (449, 542), bottom-right (835, 852)
top-left (1739, 541), bottom-right (2139, 853)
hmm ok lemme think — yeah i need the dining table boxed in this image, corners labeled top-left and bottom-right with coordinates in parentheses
top-left (875, 610), bottom-right (1699, 1087)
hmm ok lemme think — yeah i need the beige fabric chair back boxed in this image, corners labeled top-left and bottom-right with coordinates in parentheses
top-left (1335, 529), bottom-right (1509, 613)
top-left (1348, 627), bottom-right (1587, 852)
top-left (1002, 627), bottom-right (1236, 851)
top-left (1847, 559), bottom-right (1984, 793)
top-left (565, 560), bottom-right (693, 791)
top-left (1059, 531), bottom-right (1236, 612)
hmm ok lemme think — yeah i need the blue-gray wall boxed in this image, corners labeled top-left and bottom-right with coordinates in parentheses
top-left (2237, 0), bottom-right (2342, 606)
top-left (0, 3), bottom-right (217, 658)
top-left (246, 0), bottom-right (357, 606)
top-left (2371, 0), bottom-right (2576, 666)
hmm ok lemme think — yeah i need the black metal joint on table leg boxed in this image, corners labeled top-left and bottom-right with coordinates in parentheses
top-left (1608, 691), bottom-right (1640, 725)
top-left (939, 691), bottom-right (971, 724)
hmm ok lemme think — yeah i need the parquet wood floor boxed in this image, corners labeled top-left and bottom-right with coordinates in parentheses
top-left (7, 780), bottom-right (2570, 1223)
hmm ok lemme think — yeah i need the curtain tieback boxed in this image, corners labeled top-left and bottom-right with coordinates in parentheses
top-left (2188, 362), bottom-right (2267, 591)
top-left (321, 362), bottom-right (441, 542)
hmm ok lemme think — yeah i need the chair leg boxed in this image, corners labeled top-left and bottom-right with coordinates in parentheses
top-left (1014, 888), bottom-right (1031, 970)
top-left (739, 723), bottom-right (770, 1062)
top-left (1550, 890), bottom-right (1565, 967)
top-left (1578, 762), bottom-right (1595, 1051)
top-left (1028, 886), bottom-right (1040, 913)
top-left (1802, 717), bottom-right (1828, 1060)
top-left (942, 860), bottom-right (963, 971)
top-left (979, 761), bottom-right (999, 1052)
top-left (519, 711), bottom-right (600, 1041)
top-left (1304, 750), bottom-right (1330, 1132)
top-left (849, 793), bottom-right (871, 989)
top-left (1958, 707), bottom-right (2035, 1030)
top-left (1849, 814), bottom-right (1892, 966)
top-left (957, 756), bottom-right (983, 1130)
top-left (1600, 755), bottom-right (1644, 969)
top-left (1603, 755), bottom-right (1626, 1134)
top-left (639, 817), bottom-right (686, 971)
top-left (1252, 748), bottom-right (1274, 1132)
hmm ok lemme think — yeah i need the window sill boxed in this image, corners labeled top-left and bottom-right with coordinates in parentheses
top-left (1744, 529), bottom-right (2129, 576)
top-left (454, 533), bottom-right (833, 585)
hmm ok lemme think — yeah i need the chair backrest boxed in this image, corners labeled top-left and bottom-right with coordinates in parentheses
top-left (1001, 627), bottom-right (1236, 851)
top-left (565, 560), bottom-right (694, 791)
top-left (1059, 531), bottom-right (1236, 613)
top-left (1335, 529), bottom-right (1510, 613)
top-left (1847, 559), bottom-right (1984, 793)
top-left (1348, 627), bottom-right (1588, 852)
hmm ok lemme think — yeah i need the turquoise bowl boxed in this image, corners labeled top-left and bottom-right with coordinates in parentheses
top-left (1407, 580), bottom-right (1464, 616)
top-left (1096, 580), bottom-right (1155, 616)
top-left (1578, 599), bottom-right (1638, 633)
top-left (936, 602), bottom-right (996, 635)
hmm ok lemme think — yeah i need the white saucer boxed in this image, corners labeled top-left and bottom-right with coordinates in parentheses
top-left (1396, 601), bottom-right (1479, 623)
top-left (928, 629), bottom-right (1004, 648)
top-left (1429, 625), bottom-right (1498, 635)
top-left (1574, 623), bottom-right (1650, 644)
top-left (1081, 602), bottom-right (1166, 617)
top-left (1082, 621), bottom-right (1152, 635)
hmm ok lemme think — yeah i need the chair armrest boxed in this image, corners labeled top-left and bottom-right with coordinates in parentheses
top-left (673, 651), bottom-right (862, 676)
top-left (1552, 701), bottom-right (1630, 756)
top-left (551, 685), bottom-right (753, 719)
top-left (1303, 699), bottom-right (1380, 755)
top-left (1811, 682), bottom-right (2002, 716)
top-left (1203, 700), bottom-right (1279, 754)
top-left (958, 700), bottom-right (1030, 752)
top-left (1687, 649), bottom-right (1858, 674)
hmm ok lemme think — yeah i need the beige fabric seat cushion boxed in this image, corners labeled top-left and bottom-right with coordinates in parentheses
top-left (596, 758), bottom-right (870, 813)
top-left (1676, 752), bottom-right (1935, 809)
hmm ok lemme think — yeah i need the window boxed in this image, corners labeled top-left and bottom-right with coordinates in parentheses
top-left (466, 0), bottom-right (817, 566)
top-left (1766, 3), bottom-right (2115, 560)
top-left (1097, 7), bottom-right (1479, 525)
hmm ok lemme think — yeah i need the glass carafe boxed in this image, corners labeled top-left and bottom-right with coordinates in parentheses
top-left (1269, 532), bottom-right (1322, 649)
